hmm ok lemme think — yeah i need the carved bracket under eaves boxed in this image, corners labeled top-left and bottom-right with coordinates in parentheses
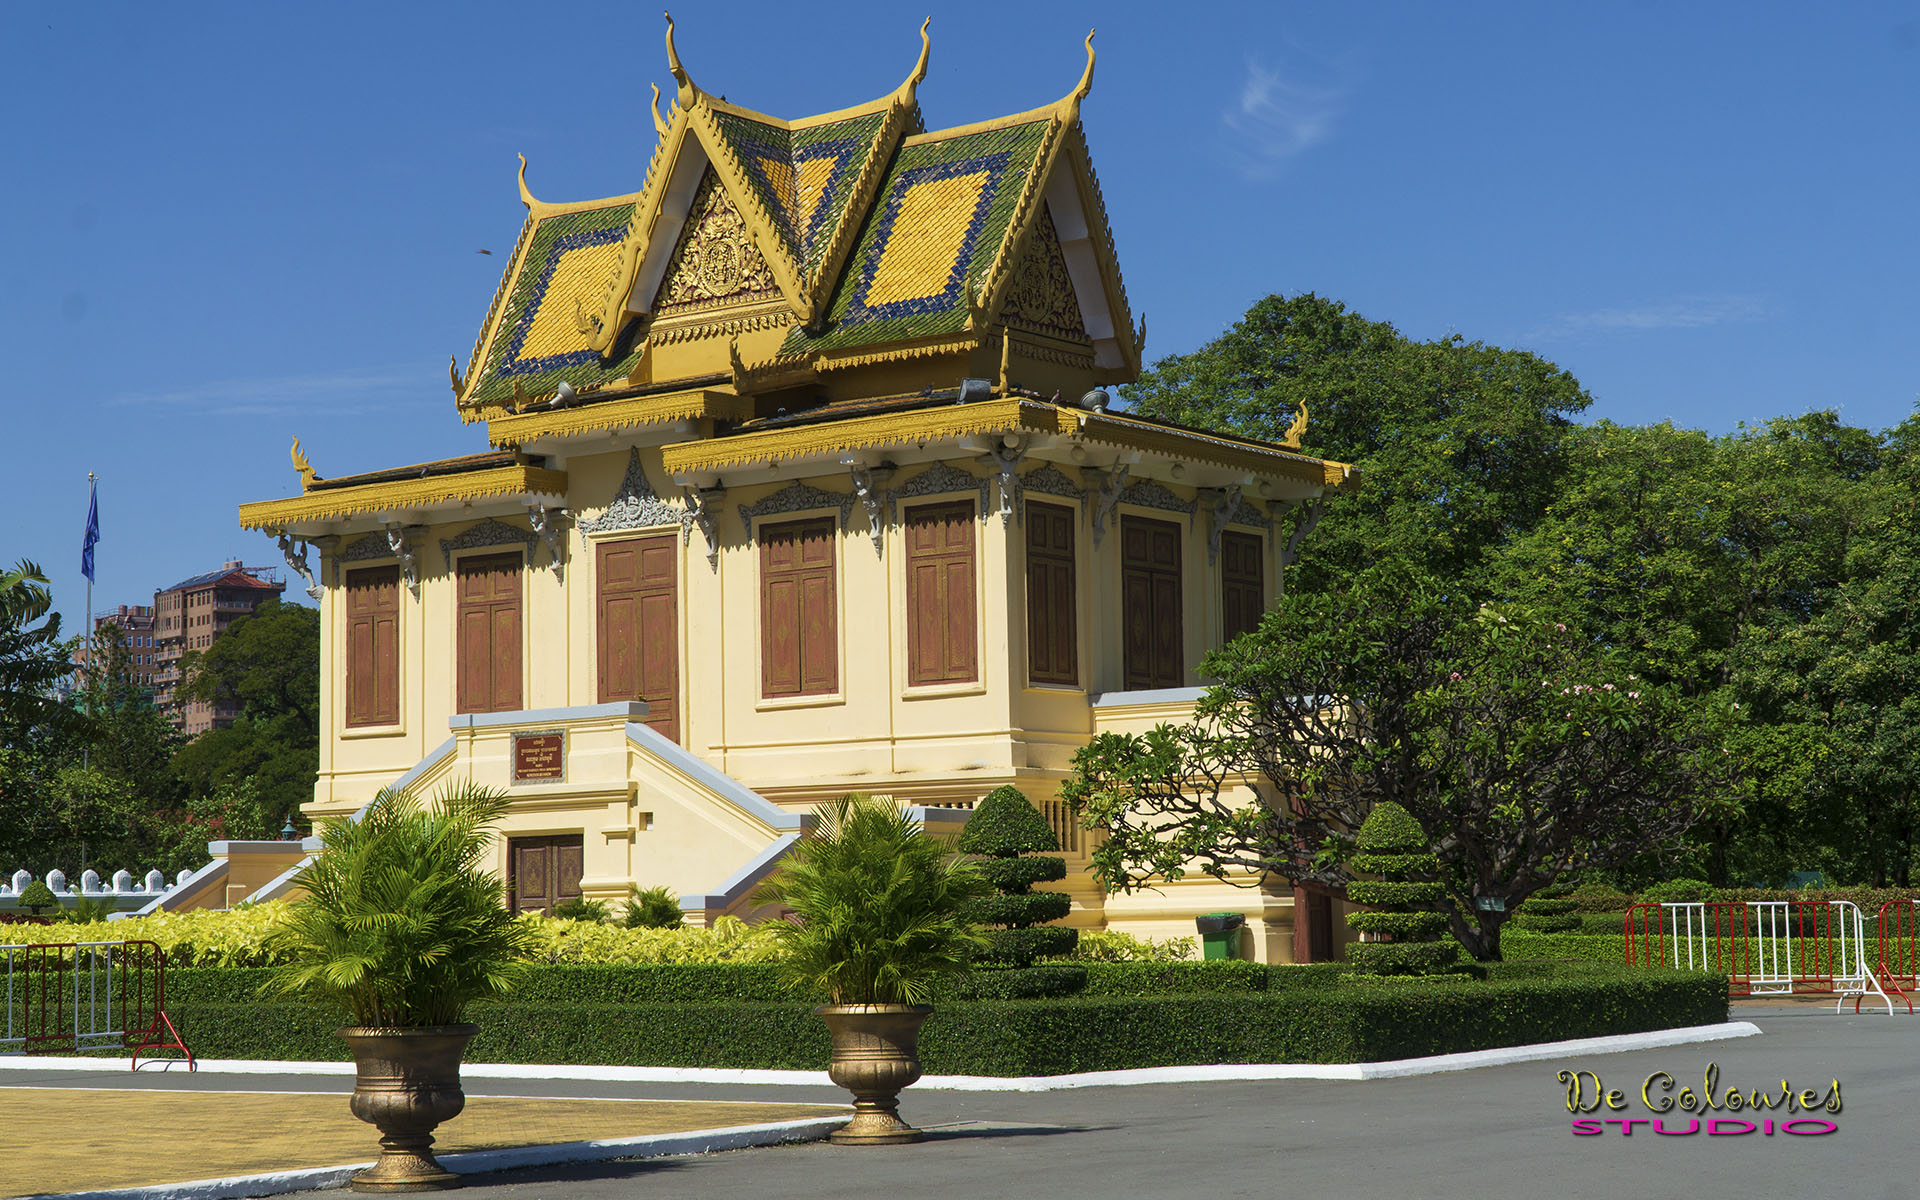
top-left (1084, 464), bottom-right (1130, 548)
top-left (681, 485), bottom-right (725, 572)
top-left (275, 533), bottom-right (323, 602)
top-left (978, 446), bottom-right (1027, 527)
top-left (848, 464), bottom-right (896, 557)
top-left (527, 506), bottom-right (568, 581)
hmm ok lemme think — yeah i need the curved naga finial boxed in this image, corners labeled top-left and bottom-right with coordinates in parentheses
top-left (449, 354), bottom-right (467, 398)
top-left (664, 12), bottom-right (698, 110)
top-left (290, 437), bottom-right (317, 488)
top-left (1057, 29), bottom-right (1095, 122)
top-left (1283, 401), bottom-right (1310, 448)
top-left (517, 153), bottom-right (539, 209)
top-left (893, 18), bottom-right (931, 104)
top-left (650, 82), bottom-right (669, 138)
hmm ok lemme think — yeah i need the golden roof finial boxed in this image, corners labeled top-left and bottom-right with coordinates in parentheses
top-left (517, 154), bottom-right (539, 209)
top-left (664, 12), bottom-right (698, 110)
top-left (650, 82), bottom-right (669, 138)
top-left (449, 355), bottom-right (467, 398)
top-left (1056, 29), bottom-right (1095, 123)
top-left (290, 437), bottom-right (317, 489)
top-left (1283, 401), bottom-right (1310, 448)
top-left (893, 18), bottom-right (932, 104)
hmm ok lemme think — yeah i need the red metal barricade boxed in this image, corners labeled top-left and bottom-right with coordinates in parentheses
top-left (5, 940), bottom-right (194, 1070)
top-left (1625, 900), bottom-right (1902, 1012)
top-left (1876, 901), bottom-right (1920, 1008)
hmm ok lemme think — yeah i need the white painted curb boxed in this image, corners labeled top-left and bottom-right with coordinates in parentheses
top-left (11, 1116), bottom-right (848, 1200)
top-left (0, 1021), bottom-right (1761, 1090)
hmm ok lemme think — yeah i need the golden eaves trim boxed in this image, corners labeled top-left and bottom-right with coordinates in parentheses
top-left (486, 388), bottom-right (750, 448)
top-left (1069, 410), bottom-right (1357, 487)
top-left (238, 466), bottom-right (569, 530)
top-left (659, 398), bottom-right (1065, 474)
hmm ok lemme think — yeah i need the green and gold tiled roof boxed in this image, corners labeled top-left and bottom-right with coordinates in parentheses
top-left (457, 21), bottom-right (1132, 420)
top-left (462, 197), bottom-right (649, 413)
top-left (778, 119), bottom-right (1052, 356)
top-left (709, 109), bottom-right (890, 282)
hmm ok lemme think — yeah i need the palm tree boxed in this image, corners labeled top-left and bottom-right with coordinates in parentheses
top-left (0, 560), bottom-right (79, 744)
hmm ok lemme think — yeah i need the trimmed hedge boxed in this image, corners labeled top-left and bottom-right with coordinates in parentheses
top-left (163, 965), bottom-right (1726, 1074)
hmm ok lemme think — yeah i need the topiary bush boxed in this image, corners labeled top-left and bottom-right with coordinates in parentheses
top-left (1512, 881), bottom-right (1580, 933)
top-left (1344, 802), bottom-right (1457, 976)
top-left (16, 880), bottom-right (57, 916)
top-left (958, 786), bottom-right (1077, 967)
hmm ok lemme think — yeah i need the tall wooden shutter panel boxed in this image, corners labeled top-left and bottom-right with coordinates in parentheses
top-left (345, 566), bottom-right (399, 727)
top-left (1120, 516), bottom-right (1184, 689)
top-left (905, 501), bottom-right (978, 686)
top-left (1221, 531), bottom-right (1265, 642)
top-left (456, 552), bottom-right (523, 713)
top-left (1025, 502), bottom-right (1077, 686)
top-left (761, 518), bottom-right (838, 698)
top-left (597, 536), bottom-right (680, 743)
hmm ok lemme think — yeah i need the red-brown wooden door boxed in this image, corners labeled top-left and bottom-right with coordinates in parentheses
top-left (1121, 515), bottom-right (1183, 689)
top-left (456, 552), bottom-right (522, 713)
top-left (1026, 501), bottom-right (1078, 686)
top-left (508, 834), bottom-right (582, 915)
top-left (597, 535), bottom-right (680, 744)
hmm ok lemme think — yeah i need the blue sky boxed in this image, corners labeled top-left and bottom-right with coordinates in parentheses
top-left (6, 3), bottom-right (1918, 636)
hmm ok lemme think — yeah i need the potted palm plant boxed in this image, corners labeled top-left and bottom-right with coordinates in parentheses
top-left (758, 793), bottom-right (988, 1144)
top-left (269, 782), bottom-right (534, 1191)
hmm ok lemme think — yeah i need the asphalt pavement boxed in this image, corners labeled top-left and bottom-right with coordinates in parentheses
top-left (10, 1004), bottom-right (1914, 1200)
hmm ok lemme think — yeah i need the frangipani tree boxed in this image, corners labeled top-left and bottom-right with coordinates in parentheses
top-left (1064, 566), bottom-right (1737, 960)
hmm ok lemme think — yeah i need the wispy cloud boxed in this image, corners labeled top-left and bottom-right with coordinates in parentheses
top-left (1223, 54), bottom-right (1348, 179)
top-left (1526, 294), bottom-right (1775, 342)
top-left (107, 365), bottom-right (432, 417)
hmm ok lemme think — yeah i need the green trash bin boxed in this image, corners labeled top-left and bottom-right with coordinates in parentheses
top-left (1197, 913), bottom-right (1245, 960)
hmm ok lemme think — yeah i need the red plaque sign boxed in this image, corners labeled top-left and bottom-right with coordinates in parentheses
top-left (512, 731), bottom-right (565, 783)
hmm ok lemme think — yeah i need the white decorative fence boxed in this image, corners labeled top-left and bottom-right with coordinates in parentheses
top-left (0, 868), bottom-right (193, 917)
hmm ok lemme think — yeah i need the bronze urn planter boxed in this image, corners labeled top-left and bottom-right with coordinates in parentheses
top-left (818, 1003), bottom-right (932, 1144)
top-left (339, 1025), bottom-right (479, 1191)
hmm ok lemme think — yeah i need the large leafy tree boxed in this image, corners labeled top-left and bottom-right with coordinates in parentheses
top-left (1063, 568), bottom-right (1734, 961)
top-left (1492, 413), bottom-right (1887, 881)
top-left (1122, 293), bottom-right (1591, 595)
top-left (174, 600), bottom-right (319, 836)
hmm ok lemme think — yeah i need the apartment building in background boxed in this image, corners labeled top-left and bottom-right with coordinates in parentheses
top-left (151, 561), bottom-right (285, 735)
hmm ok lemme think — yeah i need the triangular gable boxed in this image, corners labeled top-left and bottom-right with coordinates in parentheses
top-left (649, 167), bottom-right (783, 317)
top-left (708, 108), bottom-right (891, 284)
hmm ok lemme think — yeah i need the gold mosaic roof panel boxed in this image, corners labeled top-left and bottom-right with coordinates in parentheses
top-left (778, 119), bottom-right (1053, 356)
top-left (464, 201), bottom-right (649, 410)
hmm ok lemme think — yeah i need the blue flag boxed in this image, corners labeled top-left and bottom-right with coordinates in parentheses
top-left (81, 480), bottom-right (99, 583)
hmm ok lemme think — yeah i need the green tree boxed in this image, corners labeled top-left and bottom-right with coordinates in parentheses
top-left (0, 560), bottom-right (80, 746)
top-left (1122, 293), bottom-right (1591, 595)
top-left (1735, 437), bottom-right (1920, 885)
top-left (1063, 567), bottom-right (1735, 961)
top-left (174, 600), bottom-right (319, 836)
top-left (1493, 413), bottom-right (1887, 882)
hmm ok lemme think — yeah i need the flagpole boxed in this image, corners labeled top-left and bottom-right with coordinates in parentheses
top-left (84, 472), bottom-right (95, 769)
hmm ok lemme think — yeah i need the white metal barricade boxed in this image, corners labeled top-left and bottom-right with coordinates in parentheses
top-left (1651, 900), bottom-right (1895, 1015)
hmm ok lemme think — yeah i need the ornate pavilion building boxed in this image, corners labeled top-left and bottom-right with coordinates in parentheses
top-left (237, 21), bottom-right (1357, 961)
